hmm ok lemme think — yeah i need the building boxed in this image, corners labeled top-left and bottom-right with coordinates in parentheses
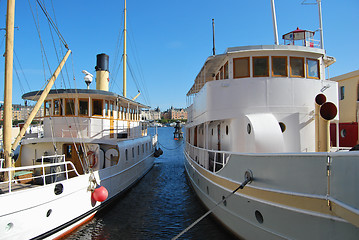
top-left (330, 69), bottom-right (359, 147)
top-left (0, 103), bottom-right (43, 122)
top-left (162, 106), bottom-right (187, 120)
top-left (141, 107), bottom-right (161, 121)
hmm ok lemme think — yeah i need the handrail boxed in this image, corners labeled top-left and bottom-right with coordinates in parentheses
top-left (0, 155), bottom-right (80, 193)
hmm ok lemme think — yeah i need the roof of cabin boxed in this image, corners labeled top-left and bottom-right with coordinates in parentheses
top-left (22, 89), bottom-right (150, 108)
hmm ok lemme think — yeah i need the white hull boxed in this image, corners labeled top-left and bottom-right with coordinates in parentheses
top-left (0, 136), bottom-right (156, 240)
top-left (184, 145), bottom-right (359, 239)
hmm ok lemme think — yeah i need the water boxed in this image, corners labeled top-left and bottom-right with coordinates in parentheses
top-left (67, 127), bottom-right (236, 240)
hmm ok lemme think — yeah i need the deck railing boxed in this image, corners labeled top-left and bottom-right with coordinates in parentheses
top-left (185, 142), bottom-right (231, 173)
top-left (0, 154), bottom-right (79, 193)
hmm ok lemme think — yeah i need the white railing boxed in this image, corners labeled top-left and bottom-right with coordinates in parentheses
top-left (0, 154), bottom-right (80, 193)
top-left (186, 142), bottom-right (231, 173)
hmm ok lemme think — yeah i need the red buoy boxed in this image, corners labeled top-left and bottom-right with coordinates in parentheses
top-left (92, 186), bottom-right (108, 202)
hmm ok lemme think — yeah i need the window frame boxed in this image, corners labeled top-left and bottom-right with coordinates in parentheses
top-left (252, 56), bottom-right (269, 77)
top-left (65, 98), bottom-right (76, 116)
top-left (271, 56), bottom-right (288, 77)
top-left (78, 98), bottom-right (89, 116)
top-left (53, 99), bottom-right (62, 116)
top-left (233, 57), bottom-right (250, 78)
top-left (92, 99), bottom-right (103, 116)
top-left (290, 57), bottom-right (305, 78)
top-left (44, 100), bottom-right (51, 117)
top-left (306, 58), bottom-right (320, 79)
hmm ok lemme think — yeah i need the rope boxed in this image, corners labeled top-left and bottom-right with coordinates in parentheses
top-left (158, 140), bottom-right (184, 151)
top-left (172, 173), bottom-right (253, 240)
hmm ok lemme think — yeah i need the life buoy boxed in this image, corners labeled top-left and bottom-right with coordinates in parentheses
top-left (87, 151), bottom-right (98, 168)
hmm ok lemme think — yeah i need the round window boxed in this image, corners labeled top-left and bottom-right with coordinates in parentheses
top-left (247, 124), bottom-right (251, 134)
top-left (340, 129), bottom-right (347, 138)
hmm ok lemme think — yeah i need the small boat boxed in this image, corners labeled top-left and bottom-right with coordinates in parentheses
top-left (0, 0), bottom-right (159, 239)
top-left (183, 2), bottom-right (359, 239)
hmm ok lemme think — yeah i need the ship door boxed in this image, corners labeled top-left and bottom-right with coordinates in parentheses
top-left (63, 144), bottom-right (84, 177)
top-left (217, 124), bottom-right (221, 150)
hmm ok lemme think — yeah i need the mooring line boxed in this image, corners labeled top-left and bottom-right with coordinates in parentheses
top-left (158, 140), bottom-right (184, 151)
top-left (172, 171), bottom-right (253, 240)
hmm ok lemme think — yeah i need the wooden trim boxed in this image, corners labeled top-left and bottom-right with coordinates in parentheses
top-left (290, 57), bottom-right (305, 78)
top-left (306, 58), bottom-right (320, 79)
top-left (233, 57), bottom-right (250, 79)
top-left (252, 56), bottom-right (269, 77)
top-left (271, 56), bottom-right (288, 77)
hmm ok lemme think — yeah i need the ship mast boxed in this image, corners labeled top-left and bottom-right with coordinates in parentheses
top-left (3, 0), bottom-right (15, 179)
top-left (123, 0), bottom-right (127, 98)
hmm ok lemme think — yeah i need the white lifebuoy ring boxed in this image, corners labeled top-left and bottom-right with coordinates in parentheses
top-left (87, 151), bottom-right (98, 168)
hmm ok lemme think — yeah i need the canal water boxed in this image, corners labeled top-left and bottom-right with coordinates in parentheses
top-left (67, 127), bottom-right (235, 239)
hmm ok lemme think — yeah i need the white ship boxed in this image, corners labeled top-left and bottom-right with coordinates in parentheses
top-left (184, 3), bottom-right (359, 239)
top-left (0, 0), bottom-right (160, 239)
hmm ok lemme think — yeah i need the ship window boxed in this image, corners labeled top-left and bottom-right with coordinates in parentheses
top-left (216, 73), bottom-right (219, 80)
top-left (125, 149), bottom-right (128, 161)
top-left (224, 62), bottom-right (229, 79)
top-left (105, 101), bottom-right (109, 117)
top-left (110, 101), bottom-right (114, 117)
top-left (92, 99), bottom-right (103, 116)
top-left (79, 99), bottom-right (89, 116)
top-left (65, 145), bottom-right (72, 158)
top-left (253, 57), bottom-right (269, 77)
top-left (53, 99), bottom-right (62, 116)
top-left (226, 125), bottom-right (229, 135)
top-left (272, 56), bottom-right (288, 77)
top-left (233, 57), bottom-right (249, 78)
top-left (142, 144), bottom-right (144, 153)
top-left (340, 86), bottom-right (345, 100)
top-left (219, 66), bottom-right (224, 80)
top-left (138, 145), bottom-right (140, 155)
top-left (65, 99), bottom-right (75, 116)
top-left (290, 57), bottom-right (304, 77)
top-left (132, 147), bottom-right (134, 158)
top-left (307, 58), bottom-right (319, 79)
top-left (44, 100), bottom-right (51, 117)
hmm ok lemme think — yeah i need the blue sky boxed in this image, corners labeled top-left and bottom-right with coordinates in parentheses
top-left (0, 0), bottom-right (358, 111)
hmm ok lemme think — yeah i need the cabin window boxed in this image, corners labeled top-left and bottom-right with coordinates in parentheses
top-left (226, 125), bottom-right (229, 135)
top-left (306, 58), bottom-right (319, 79)
top-left (142, 144), bottom-right (144, 153)
top-left (132, 147), bottom-right (135, 158)
top-left (233, 57), bottom-right (250, 78)
top-left (137, 145), bottom-right (140, 155)
top-left (65, 99), bottom-right (75, 116)
top-left (290, 57), bottom-right (304, 77)
top-left (340, 86), bottom-right (345, 100)
top-left (125, 149), bottom-right (128, 161)
top-left (53, 99), bottom-right (62, 116)
top-left (92, 99), bottom-right (103, 116)
top-left (44, 100), bottom-right (51, 117)
top-left (253, 56), bottom-right (269, 77)
top-left (219, 66), bottom-right (224, 80)
top-left (65, 145), bottom-right (72, 158)
top-left (216, 73), bottom-right (219, 80)
top-left (272, 56), bottom-right (288, 77)
top-left (110, 101), bottom-right (114, 117)
top-left (224, 62), bottom-right (229, 79)
top-left (105, 101), bottom-right (109, 117)
top-left (79, 99), bottom-right (89, 116)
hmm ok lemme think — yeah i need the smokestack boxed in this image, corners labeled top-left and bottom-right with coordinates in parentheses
top-left (95, 53), bottom-right (109, 91)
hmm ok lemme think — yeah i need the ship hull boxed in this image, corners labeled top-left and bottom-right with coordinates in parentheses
top-left (184, 146), bottom-right (359, 240)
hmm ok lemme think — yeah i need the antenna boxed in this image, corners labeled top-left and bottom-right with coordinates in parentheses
top-left (302, 0), bottom-right (324, 49)
top-left (212, 19), bottom-right (216, 55)
top-left (270, 0), bottom-right (279, 45)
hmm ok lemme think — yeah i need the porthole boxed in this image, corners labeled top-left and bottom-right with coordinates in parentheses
top-left (46, 209), bottom-right (52, 217)
top-left (226, 125), bottom-right (229, 135)
top-left (54, 183), bottom-right (63, 195)
top-left (255, 210), bottom-right (264, 224)
top-left (341, 129), bottom-right (347, 138)
top-left (247, 124), bottom-right (251, 134)
top-left (5, 223), bottom-right (14, 232)
top-left (279, 122), bottom-right (286, 133)
top-left (222, 196), bottom-right (227, 206)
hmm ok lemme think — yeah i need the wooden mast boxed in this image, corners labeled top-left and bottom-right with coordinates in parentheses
top-left (3, 0), bottom-right (15, 180)
top-left (123, 0), bottom-right (127, 98)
